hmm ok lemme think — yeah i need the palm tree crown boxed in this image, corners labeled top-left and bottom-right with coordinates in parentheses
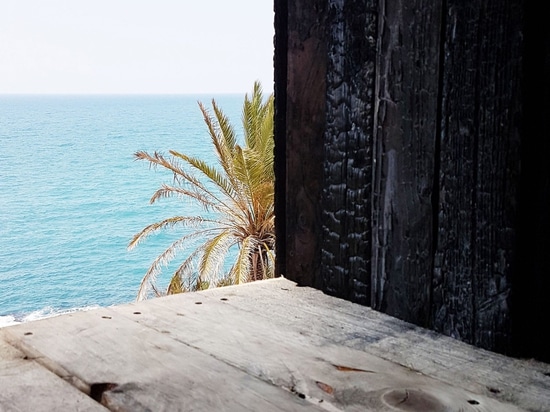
top-left (128, 82), bottom-right (275, 301)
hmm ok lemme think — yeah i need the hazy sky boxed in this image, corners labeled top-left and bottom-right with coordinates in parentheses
top-left (0, 0), bottom-right (274, 94)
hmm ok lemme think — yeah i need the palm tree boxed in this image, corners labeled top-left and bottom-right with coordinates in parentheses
top-left (128, 82), bottom-right (275, 301)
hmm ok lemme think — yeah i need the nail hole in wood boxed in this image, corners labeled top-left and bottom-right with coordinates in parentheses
top-left (290, 386), bottom-right (306, 399)
top-left (90, 382), bottom-right (118, 403)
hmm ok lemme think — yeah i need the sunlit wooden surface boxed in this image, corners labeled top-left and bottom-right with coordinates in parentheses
top-left (1, 278), bottom-right (548, 411)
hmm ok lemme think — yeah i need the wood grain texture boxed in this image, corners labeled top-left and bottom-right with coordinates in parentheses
top-left (371, 0), bottom-right (442, 326)
top-left (3, 279), bottom-right (547, 411)
top-left (197, 279), bottom-right (550, 412)
top-left (1, 306), bottom-right (321, 411)
top-left (283, 0), bottom-right (327, 287)
top-left (321, 0), bottom-right (376, 305)
top-left (0, 339), bottom-right (107, 412)
top-left (433, 0), bottom-right (523, 352)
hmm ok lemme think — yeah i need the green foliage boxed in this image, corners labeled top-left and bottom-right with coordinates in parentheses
top-left (128, 82), bottom-right (275, 300)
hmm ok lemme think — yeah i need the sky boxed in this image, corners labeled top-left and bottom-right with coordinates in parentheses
top-left (0, 0), bottom-right (274, 94)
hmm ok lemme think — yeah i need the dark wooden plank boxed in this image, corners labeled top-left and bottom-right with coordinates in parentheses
top-left (274, 0), bottom-right (288, 279)
top-left (371, 0), bottom-right (442, 325)
top-left (433, 0), bottom-right (523, 352)
top-left (512, 0), bottom-right (550, 363)
top-left (321, 0), bottom-right (377, 305)
top-left (431, 0), bottom-right (478, 340)
top-left (282, 0), bottom-right (327, 287)
top-left (470, 0), bottom-right (523, 352)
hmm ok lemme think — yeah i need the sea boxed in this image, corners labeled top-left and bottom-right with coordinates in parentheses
top-left (0, 94), bottom-right (244, 327)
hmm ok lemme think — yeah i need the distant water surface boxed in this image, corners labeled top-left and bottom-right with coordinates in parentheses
top-left (0, 94), bottom-right (243, 326)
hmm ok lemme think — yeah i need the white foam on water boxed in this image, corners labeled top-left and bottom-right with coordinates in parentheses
top-left (0, 315), bottom-right (19, 328)
top-left (0, 305), bottom-right (101, 329)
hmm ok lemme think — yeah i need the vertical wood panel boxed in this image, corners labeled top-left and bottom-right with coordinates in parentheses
top-left (372, 0), bottom-right (442, 325)
top-left (274, 0), bottom-right (288, 279)
top-left (513, 0), bottom-right (550, 362)
top-left (321, 0), bottom-right (377, 304)
top-left (283, 0), bottom-right (327, 286)
top-left (433, 1), bottom-right (523, 351)
top-left (471, 1), bottom-right (522, 352)
top-left (432, 2), bottom-right (479, 342)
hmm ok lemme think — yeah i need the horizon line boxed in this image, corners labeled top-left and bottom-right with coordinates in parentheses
top-left (0, 91), bottom-right (262, 96)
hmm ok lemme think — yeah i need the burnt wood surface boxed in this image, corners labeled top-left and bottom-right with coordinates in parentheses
top-left (432, 0), bottom-right (523, 353)
top-left (275, 0), bottom-right (548, 361)
top-left (321, 0), bottom-right (376, 305)
top-left (371, 0), bottom-right (442, 326)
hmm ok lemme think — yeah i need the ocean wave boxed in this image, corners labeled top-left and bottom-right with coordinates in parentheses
top-left (0, 305), bottom-right (101, 329)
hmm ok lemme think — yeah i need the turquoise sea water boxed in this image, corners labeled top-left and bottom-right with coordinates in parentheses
top-left (0, 94), bottom-right (243, 326)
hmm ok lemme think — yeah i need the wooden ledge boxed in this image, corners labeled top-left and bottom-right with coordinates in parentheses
top-left (1, 278), bottom-right (548, 411)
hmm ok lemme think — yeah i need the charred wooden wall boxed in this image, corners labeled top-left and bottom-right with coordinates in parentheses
top-left (274, 0), bottom-right (550, 362)
top-left (320, 0), bottom-right (377, 306)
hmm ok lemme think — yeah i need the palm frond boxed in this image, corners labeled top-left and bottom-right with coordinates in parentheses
top-left (169, 151), bottom-right (239, 205)
top-left (199, 101), bottom-right (237, 180)
top-left (135, 227), bottom-right (222, 301)
top-left (150, 184), bottom-right (220, 211)
top-left (198, 230), bottom-right (235, 285)
top-left (231, 236), bottom-right (253, 284)
top-left (167, 247), bottom-right (204, 295)
top-left (212, 100), bottom-right (238, 157)
top-left (136, 235), bottom-right (187, 301)
top-left (259, 241), bottom-right (276, 279)
top-left (128, 216), bottom-right (206, 250)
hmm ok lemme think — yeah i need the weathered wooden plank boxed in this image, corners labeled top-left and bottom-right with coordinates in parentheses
top-left (2, 279), bottom-right (548, 411)
top-left (0, 281), bottom-right (526, 412)
top-left (113, 290), bottom-right (527, 411)
top-left (372, 0), bottom-right (442, 326)
top-left (1, 304), bottom-right (322, 412)
top-left (0, 339), bottom-right (107, 412)
top-left (191, 279), bottom-right (550, 412)
top-left (321, 0), bottom-right (376, 305)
